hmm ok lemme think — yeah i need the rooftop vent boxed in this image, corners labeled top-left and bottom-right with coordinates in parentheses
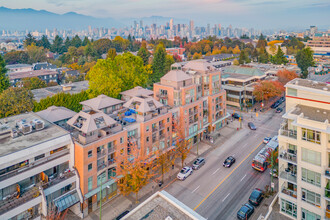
top-left (323, 87), bottom-right (328, 91)
top-left (31, 119), bottom-right (44, 130)
top-left (165, 217), bottom-right (173, 220)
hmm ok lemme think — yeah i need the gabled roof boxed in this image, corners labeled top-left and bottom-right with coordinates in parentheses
top-left (183, 60), bottom-right (215, 72)
top-left (36, 106), bottom-right (76, 123)
top-left (123, 95), bottom-right (163, 113)
top-left (161, 69), bottom-right (192, 82)
top-left (120, 86), bottom-right (153, 97)
top-left (67, 110), bottom-right (117, 133)
top-left (80, 94), bottom-right (124, 110)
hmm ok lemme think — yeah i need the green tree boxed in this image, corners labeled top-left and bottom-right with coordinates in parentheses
top-left (64, 37), bottom-right (71, 51)
top-left (26, 44), bottom-right (47, 64)
top-left (24, 33), bottom-right (36, 48)
top-left (165, 55), bottom-right (175, 73)
top-left (296, 47), bottom-right (314, 78)
top-left (36, 35), bottom-right (51, 49)
top-left (258, 47), bottom-right (269, 63)
top-left (4, 51), bottom-right (29, 64)
top-left (256, 34), bottom-right (267, 48)
top-left (151, 43), bottom-right (166, 83)
top-left (251, 48), bottom-right (259, 62)
top-left (137, 46), bottom-right (150, 65)
top-left (71, 35), bottom-right (82, 48)
top-left (87, 52), bottom-right (149, 98)
top-left (84, 42), bottom-right (98, 62)
top-left (0, 55), bottom-right (9, 94)
top-left (51, 35), bottom-right (64, 53)
top-left (0, 87), bottom-right (34, 118)
top-left (21, 77), bottom-right (47, 90)
top-left (271, 46), bottom-right (288, 65)
top-left (82, 37), bottom-right (90, 46)
top-left (106, 48), bottom-right (117, 60)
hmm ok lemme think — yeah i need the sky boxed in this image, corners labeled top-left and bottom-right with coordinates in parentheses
top-left (0, 0), bottom-right (329, 29)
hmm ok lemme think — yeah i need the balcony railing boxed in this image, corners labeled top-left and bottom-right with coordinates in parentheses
top-left (326, 169), bottom-right (330, 178)
top-left (280, 169), bottom-right (297, 183)
top-left (279, 151), bottom-right (297, 163)
top-left (108, 159), bottom-right (115, 166)
top-left (281, 184), bottom-right (297, 199)
top-left (326, 210), bottom-right (330, 220)
top-left (97, 150), bottom-right (106, 159)
top-left (159, 124), bottom-right (165, 130)
top-left (42, 170), bottom-right (75, 190)
top-left (325, 188), bottom-right (330, 198)
top-left (97, 162), bottom-right (106, 171)
top-left (152, 127), bottom-right (158, 132)
top-left (279, 129), bottom-right (297, 139)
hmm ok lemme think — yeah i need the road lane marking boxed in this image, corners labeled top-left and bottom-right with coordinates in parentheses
top-left (192, 185), bottom-right (200, 193)
top-left (212, 168), bottom-right (220, 175)
top-left (243, 143), bottom-right (248, 148)
top-left (240, 174), bottom-right (247, 182)
top-left (193, 141), bottom-right (263, 211)
top-left (222, 193), bottom-right (230, 202)
top-left (254, 133), bottom-right (258, 137)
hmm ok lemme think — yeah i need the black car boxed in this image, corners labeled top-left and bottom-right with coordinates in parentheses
top-left (280, 96), bottom-right (285, 103)
top-left (276, 107), bottom-right (283, 113)
top-left (271, 101), bottom-right (280, 109)
top-left (232, 113), bottom-right (243, 120)
top-left (115, 210), bottom-right (130, 220)
top-left (249, 188), bottom-right (263, 206)
top-left (248, 122), bottom-right (256, 130)
top-left (237, 203), bottom-right (254, 220)
top-left (223, 156), bottom-right (236, 167)
top-left (192, 157), bottom-right (205, 170)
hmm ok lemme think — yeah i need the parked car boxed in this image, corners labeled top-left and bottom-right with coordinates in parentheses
top-left (192, 157), bottom-right (205, 170)
top-left (232, 113), bottom-right (242, 120)
top-left (177, 167), bottom-right (193, 180)
top-left (223, 156), bottom-right (236, 168)
top-left (263, 137), bottom-right (271, 144)
top-left (280, 96), bottom-right (285, 103)
top-left (237, 203), bottom-right (254, 220)
top-left (248, 122), bottom-right (256, 130)
top-left (270, 169), bottom-right (278, 178)
top-left (249, 188), bottom-right (264, 206)
top-left (115, 210), bottom-right (130, 220)
top-left (276, 107), bottom-right (283, 113)
top-left (271, 101), bottom-right (280, 109)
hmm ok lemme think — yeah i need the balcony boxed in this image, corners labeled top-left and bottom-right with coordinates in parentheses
top-left (325, 187), bottom-right (330, 200)
top-left (97, 150), bottom-right (106, 159)
top-left (152, 126), bottom-right (158, 133)
top-left (97, 161), bottom-right (106, 171)
top-left (279, 121), bottom-right (297, 139)
top-left (279, 151), bottom-right (297, 164)
top-left (108, 159), bottom-right (115, 166)
top-left (326, 169), bottom-right (330, 179)
top-left (42, 170), bottom-right (76, 190)
top-left (281, 184), bottom-right (297, 199)
top-left (157, 92), bottom-right (168, 98)
top-left (280, 167), bottom-right (297, 183)
top-left (194, 108), bottom-right (198, 114)
top-left (326, 210), bottom-right (330, 220)
top-left (159, 123), bottom-right (165, 130)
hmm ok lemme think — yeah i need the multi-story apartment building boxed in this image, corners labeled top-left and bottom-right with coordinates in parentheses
top-left (153, 60), bottom-right (228, 144)
top-left (67, 110), bottom-right (127, 217)
top-left (0, 112), bottom-right (82, 220)
top-left (307, 33), bottom-right (330, 54)
top-left (278, 78), bottom-right (330, 220)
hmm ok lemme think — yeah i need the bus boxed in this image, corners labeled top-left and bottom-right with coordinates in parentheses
top-left (252, 136), bottom-right (278, 172)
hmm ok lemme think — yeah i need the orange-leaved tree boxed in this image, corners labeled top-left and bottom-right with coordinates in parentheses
top-left (173, 118), bottom-right (192, 168)
top-left (114, 142), bottom-right (154, 203)
top-left (253, 80), bottom-right (285, 103)
top-left (277, 69), bottom-right (298, 86)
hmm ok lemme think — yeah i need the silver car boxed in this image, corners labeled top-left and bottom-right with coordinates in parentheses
top-left (192, 157), bottom-right (205, 170)
top-left (177, 166), bottom-right (193, 180)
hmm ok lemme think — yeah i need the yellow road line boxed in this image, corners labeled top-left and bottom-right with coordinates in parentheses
top-left (193, 141), bottom-right (263, 210)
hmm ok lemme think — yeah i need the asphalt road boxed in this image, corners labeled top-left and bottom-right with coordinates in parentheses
top-left (165, 107), bottom-right (284, 220)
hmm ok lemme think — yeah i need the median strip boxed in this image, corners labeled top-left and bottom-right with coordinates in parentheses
top-left (193, 141), bottom-right (263, 210)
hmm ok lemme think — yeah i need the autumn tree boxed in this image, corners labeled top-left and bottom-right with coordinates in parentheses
top-left (24, 33), bottom-right (37, 48)
top-left (153, 141), bottom-right (176, 183)
top-left (256, 34), bottom-right (267, 48)
top-left (0, 87), bottom-right (34, 118)
top-left (93, 38), bottom-right (111, 55)
top-left (192, 52), bottom-right (202, 60)
top-left (173, 119), bottom-right (192, 168)
top-left (4, 51), bottom-right (29, 64)
top-left (220, 46), bottom-right (228, 54)
top-left (21, 77), bottom-right (47, 90)
top-left (277, 69), bottom-right (298, 86)
top-left (165, 55), bottom-right (175, 73)
top-left (0, 55), bottom-right (10, 94)
top-left (106, 48), bottom-right (117, 60)
top-left (296, 47), bottom-right (314, 78)
top-left (151, 43), bottom-right (166, 83)
top-left (232, 45), bottom-right (241, 54)
top-left (114, 143), bottom-right (154, 202)
top-left (253, 80), bottom-right (284, 103)
top-left (233, 59), bottom-right (239, 66)
top-left (87, 52), bottom-right (149, 98)
top-left (26, 43), bottom-right (47, 64)
top-left (137, 44), bottom-right (150, 65)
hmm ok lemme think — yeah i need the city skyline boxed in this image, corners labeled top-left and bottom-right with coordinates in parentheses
top-left (0, 0), bottom-right (329, 29)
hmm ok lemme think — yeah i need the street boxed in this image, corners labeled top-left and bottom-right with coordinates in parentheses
top-left (165, 107), bottom-right (284, 220)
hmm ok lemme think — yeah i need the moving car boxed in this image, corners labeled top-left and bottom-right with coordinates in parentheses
top-left (276, 107), bottom-right (283, 113)
top-left (237, 203), bottom-right (254, 220)
top-left (223, 156), bottom-right (236, 168)
top-left (263, 137), bottom-right (271, 144)
top-left (248, 122), bottom-right (256, 130)
top-left (192, 157), bottom-right (205, 170)
top-left (115, 210), bottom-right (130, 220)
top-left (249, 188), bottom-right (264, 206)
top-left (232, 113), bottom-right (243, 120)
top-left (177, 166), bottom-right (193, 180)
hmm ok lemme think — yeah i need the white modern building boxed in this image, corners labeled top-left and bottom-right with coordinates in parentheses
top-left (0, 112), bottom-right (83, 220)
top-left (278, 78), bottom-right (330, 220)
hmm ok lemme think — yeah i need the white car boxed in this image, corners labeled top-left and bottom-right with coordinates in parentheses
top-left (177, 167), bottom-right (193, 180)
top-left (263, 137), bottom-right (271, 144)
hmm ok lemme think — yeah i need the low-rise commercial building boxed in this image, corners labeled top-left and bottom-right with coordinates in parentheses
top-left (9, 69), bottom-right (59, 87)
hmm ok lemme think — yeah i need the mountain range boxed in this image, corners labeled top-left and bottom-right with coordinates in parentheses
top-left (0, 7), bottom-right (187, 31)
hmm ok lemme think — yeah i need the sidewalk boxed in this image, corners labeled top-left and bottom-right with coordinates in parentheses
top-left (66, 118), bottom-right (249, 220)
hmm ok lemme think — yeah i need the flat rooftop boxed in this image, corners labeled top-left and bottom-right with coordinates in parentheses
top-left (0, 112), bottom-right (69, 157)
top-left (32, 81), bottom-right (89, 102)
top-left (287, 78), bottom-right (330, 92)
top-left (291, 105), bottom-right (330, 123)
top-left (124, 191), bottom-right (206, 220)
